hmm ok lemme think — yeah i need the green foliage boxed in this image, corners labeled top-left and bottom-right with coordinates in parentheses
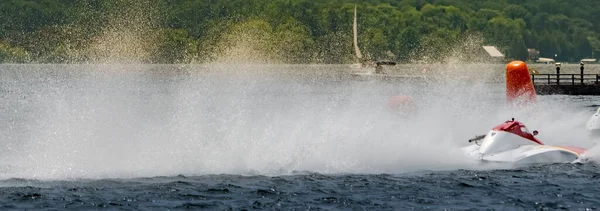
top-left (485, 17), bottom-right (527, 59)
top-left (152, 29), bottom-right (198, 63)
top-left (0, 40), bottom-right (30, 63)
top-left (1, 0), bottom-right (599, 63)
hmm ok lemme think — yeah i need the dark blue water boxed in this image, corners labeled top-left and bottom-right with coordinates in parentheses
top-left (1, 64), bottom-right (600, 210)
top-left (2, 164), bottom-right (599, 210)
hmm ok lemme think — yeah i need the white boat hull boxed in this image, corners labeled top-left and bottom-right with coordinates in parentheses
top-left (462, 122), bottom-right (583, 164)
top-left (462, 144), bottom-right (580, 164)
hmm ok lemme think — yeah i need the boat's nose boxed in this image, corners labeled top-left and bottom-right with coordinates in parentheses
top-left (479, 131), bottom-right (514, 155)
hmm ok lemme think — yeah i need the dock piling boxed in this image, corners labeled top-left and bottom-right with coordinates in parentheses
top-left (580, 61), bottom-right (585, 84)
top-left (555, 63), bottom-right (561, 85)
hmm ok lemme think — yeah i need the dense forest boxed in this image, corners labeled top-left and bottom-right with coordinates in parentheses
top-left (0, 0), bottom-right (599, 64)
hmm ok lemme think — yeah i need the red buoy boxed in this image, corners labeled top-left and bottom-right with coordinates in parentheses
top-left (506, 61), bottom-right (536, 105)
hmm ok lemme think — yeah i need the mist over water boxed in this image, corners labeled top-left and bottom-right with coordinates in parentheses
top-left (0, 64), bottom-right (598, 180)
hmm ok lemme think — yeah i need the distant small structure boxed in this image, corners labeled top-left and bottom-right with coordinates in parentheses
top-left (527, 48), bottom-right (540, 61)
top-left (479, 46), bottom-right (504, 63)
top-left (581, 58), bottom-right (597, 63)
top-left (482, 46), bottom-right (504, 58)
top-left (535, 57), bottom-right (555, 64)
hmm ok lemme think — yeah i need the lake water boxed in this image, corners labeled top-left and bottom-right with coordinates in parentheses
top-left (0, 63), bottom-right (599, 210)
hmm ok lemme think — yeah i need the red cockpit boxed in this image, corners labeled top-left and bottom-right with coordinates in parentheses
top-left (492, 119), bottom-right (543, 145)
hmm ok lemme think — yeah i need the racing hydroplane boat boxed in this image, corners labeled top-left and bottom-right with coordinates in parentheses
top-left (462, 118), bottom-right (586, 164)
top-left (586, 107), bottom-right (600, 139)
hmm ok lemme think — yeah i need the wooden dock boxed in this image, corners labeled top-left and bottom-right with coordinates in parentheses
top-left (531, 73), bottom-right (600, 95)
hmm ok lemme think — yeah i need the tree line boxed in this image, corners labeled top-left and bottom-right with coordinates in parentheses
top-left (0, 0), bottom-right (599, 63)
